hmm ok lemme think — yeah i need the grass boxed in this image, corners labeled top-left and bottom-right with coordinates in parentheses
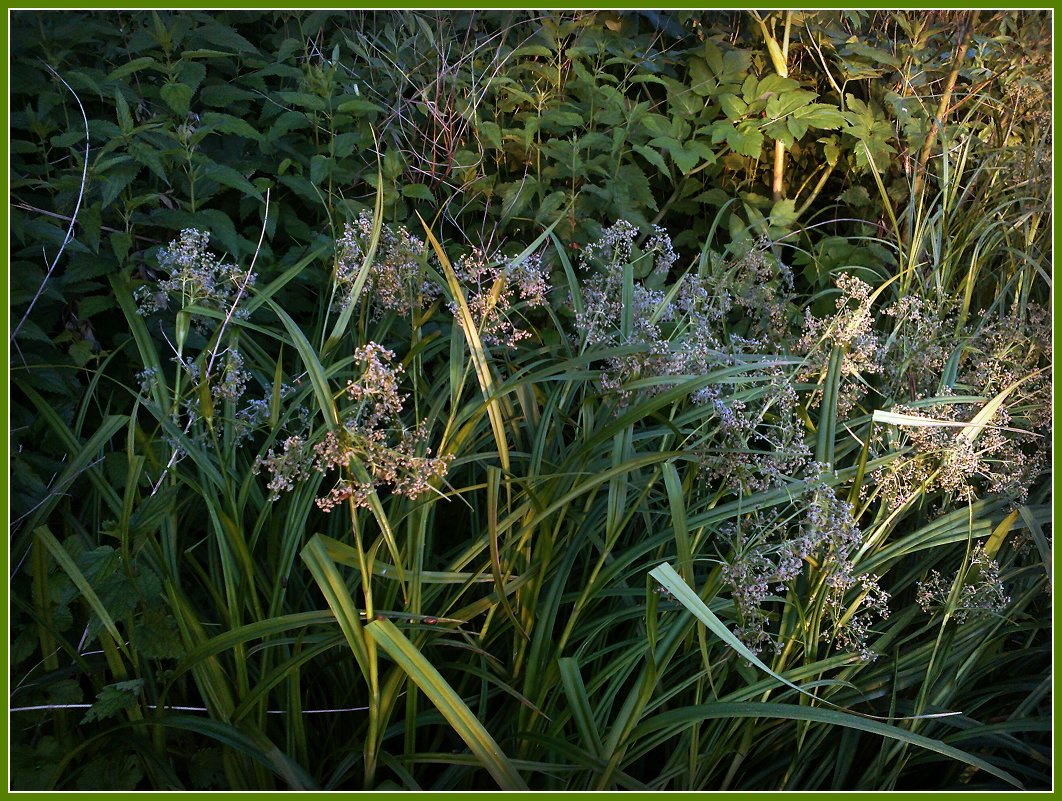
top-left (9, 14), bottom-right (1051, 792)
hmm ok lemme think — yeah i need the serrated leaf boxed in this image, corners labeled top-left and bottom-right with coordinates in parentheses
top-left (192, 24), bottom-right (258, 54)
top-left (81, 679), bottom-right (144, 724)
top-left (309, 154), bottom-right (330, 185)
top-left (133, 607), bottom-right (187, 659)
top-left (795, 103), bottom-right (847, 130)
top-left (106, 57), bottom-right (159, 82)
top-left (478, 120), bottom-right (503, 150)
top-left (670, 143), bottom-right (701, 175)
top-left (719, 93), bottom-right (747, 120)
top-left (401, 183), bottom-right (435, 202)
top-left (199, 84), bottom-right (257, 108)
top-left (160, 82), bottom-right (193, 117)
top-left (115, 90), bottom-right (133, 135)
top-left (688, 57), bottom-right (716, 96)
top-left (204, 162), bottom-right (263, 200)
top-left (335, 99), bottom-right (384, 115)
top-left (332, 130), bottom-right (362, 159)
top-left (769, 197), bottom-right (799, 228)
top-left (726, 123), bottom-right (763, 158)
top-left (176, 60), bottom-right (207, 93)
top-left (199, 112), bottom-right (260, 141)
top-left (634, 144), bottom-right (669, 177)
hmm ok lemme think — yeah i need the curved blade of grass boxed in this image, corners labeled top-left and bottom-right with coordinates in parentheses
top-left (660, 461), bottom-right (693, 584)
top-left (323, 148), bottom-right (384, 353)
top-left (15, 389), bottom-right (124, 529)
top-left (550, 231), bottom-right (583, 319)
top-left (170, 610), bottom-right (336, 682)
top-left (245, 243), bottom-right (331, 315)
top-left (300, 534), bottom-right (370, 681)
top-left (957, 368), bottom-right (1047, 444)
top-left (558, 656), bottom-right (605, 759)
top-left (142, 716), bottom-right (316, 789)
top-left (815, 345), bottom-right (844, 467)
top-left (983, 509), bottom-right (1019, 559)
top-left (365, 617), bottom-right (528, 790)
top-left (649, 562), bottom-right (960, 723)
top-left (263, 297), bottom-right (339, 430)
top-left (35, 525), bottom-right (131, 661)
top-left (418, 213), bottom-right (510, 473)
top-left (633, 702), bottom-right (1022, 789)
top-left (487, 466), bottom-right (526, 637)
top-left (110, 274), bottom-right (169, 408)
top-left (1015, 504), bottom-right (1051, 583)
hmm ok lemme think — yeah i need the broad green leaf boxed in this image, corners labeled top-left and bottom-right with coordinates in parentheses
top-left (160, 81), bottom-right (193, 117)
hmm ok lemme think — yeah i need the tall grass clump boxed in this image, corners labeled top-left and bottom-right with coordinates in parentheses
top-left (10, 9), bottom-right (1049, 792)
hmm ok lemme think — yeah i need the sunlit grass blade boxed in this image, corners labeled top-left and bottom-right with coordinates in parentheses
top-left (365, 617), bottom-right (529, 790)
top-left (300, 534), bottom-right (371, 681)
top-left (418, 212), bottom-right (510, 473)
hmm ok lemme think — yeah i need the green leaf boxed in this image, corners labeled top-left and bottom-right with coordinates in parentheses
top-left (401, 183), bottom-right (435, 202)
top-left (335, 99), bottom-right (384, 115)
top-left (726, 123), bottom-right (763, 158)
top-left (640, 113), bottom-right (671, 138)
top-left (478, 120), bottom-right (503, 150)
top-left (719, 93), bottom-right (747, 120)
top-left (106, 57), bottom-right (159, 82)
top-left (192, 24), bottom-right (259, 54)
top-left (795, 103), bottom-right (847, 130)
top-left (558, 657), bottom-right (605, 758)
top-left (688, 57), bottom-right (716, 97)
top-left (670, 143), bottom-right (701, 175)
top-left (366, 618), bottom-right (529, 790)
top-left (199, 112), bottom-right (260, 141)
top-left (634, 702), bottom-right (1022, 789)
top-left (309, 154), bottom-right (330, 185)
top-left (633, 144), bottom-right (669, 177)
top-left (160, 82), bottom-right (193, 117)
top-left (204, 163), bottom-right (263, 200)
top-left (82, 679), bottom-right (144, 724)
top-left (769, 197), bottom-right (799, 229)
top-left (115, 90), bottom-right (133, 135)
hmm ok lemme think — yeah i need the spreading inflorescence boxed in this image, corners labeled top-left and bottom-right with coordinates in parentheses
top-left (253, 342), bottom-right (452, 509)
top-left (335, 210), bottom-right (439, 316)
top-left (135, 228), bottom-right (256, 329)
top-left (450, 247), bottom-right (550, 348)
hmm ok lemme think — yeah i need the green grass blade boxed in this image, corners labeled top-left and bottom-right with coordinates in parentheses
top-left (35, 525), bottom-right (130, 661)
top-left (558, 656), bottom-right (605, 759)
top-left (300, 534), bottom-right (371, 681)
top-left (143, 716), bottom-right (316, 789)
top-left (263, 297), bottom-right (339, 430)
top-left (365, 617), bottom-right (529, 790)
top-left (815, 345), bottom-right (843, 467)
top-left (633, 702), bottom-right (1023, 789)
top-left (660, 462), bottom-right (693, 583)
top-left (419, 213), bottom-right (510, 473)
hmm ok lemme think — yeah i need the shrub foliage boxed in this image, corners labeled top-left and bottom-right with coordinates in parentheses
top-left (10, 10), bottom-right (1051, 791)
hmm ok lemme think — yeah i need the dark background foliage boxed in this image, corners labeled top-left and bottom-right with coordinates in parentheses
top-left (9, 10), bottom-right (1051, 791)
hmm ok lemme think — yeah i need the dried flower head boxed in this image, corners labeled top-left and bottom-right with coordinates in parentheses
top-left (336, 211), bottom-right (438, 316)
top-left (135, 229), bottom-right (256, 329)
top-left (450, 248), bottom-right (550, 348)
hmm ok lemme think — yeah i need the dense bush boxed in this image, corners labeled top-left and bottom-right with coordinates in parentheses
top-left (10, 10), bottom-right (1051, 790)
